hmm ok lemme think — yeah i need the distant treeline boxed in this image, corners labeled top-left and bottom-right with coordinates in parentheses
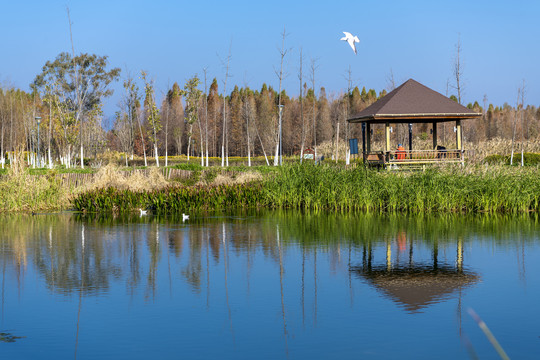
top-left (1, 51), bottom-right (539, 167)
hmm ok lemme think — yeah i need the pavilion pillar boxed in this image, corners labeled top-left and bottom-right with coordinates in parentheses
top-left (366, 123), bottom-right (372, 153)
top-left (432, 122), bottom-right (438, 149)
top-left (456, 120), bottom-right (463, 164)
top-left (408, 123), bottom-right (413, 159)
top-left (361, 122), bottom-right (366, 163)
top-left (456, 120), bottom-right (462, 151)
top-left (385, 123), bottom-right (390, 153)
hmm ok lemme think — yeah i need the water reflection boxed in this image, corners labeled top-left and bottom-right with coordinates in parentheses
top-left (350, 231), bottom-right (479, 313)
top-left (0, 211), bottom-right (539, 359)
top-left (0, 211), bottom-right (538, 299)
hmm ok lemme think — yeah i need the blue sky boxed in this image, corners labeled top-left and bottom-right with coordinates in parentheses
top-left (1, 0), bottom-right (538, 118)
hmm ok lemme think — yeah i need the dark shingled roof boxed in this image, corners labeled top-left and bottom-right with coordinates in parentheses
top-left (348, 79), bottom-right (482, 124)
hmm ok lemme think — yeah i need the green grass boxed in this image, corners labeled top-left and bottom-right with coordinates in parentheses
top-left (73, 163), bottom-right (540, 214)
top-left (74, 183), bottom-right (264, 213)
top-left (262, 164), bottom-right (540, 213)
top-left (483, 152), bottom-right (540, 166)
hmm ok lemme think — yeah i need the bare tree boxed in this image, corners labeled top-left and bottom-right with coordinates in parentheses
top-left (520, 80), bottom-right (526, 166)
top-left (66, 7), bottom-right (84, 168)
top-left (310, 58), bottom-right (319, 160)
top-left (162, 81), bottom-right (170, 167)
top-left (203, 67), bottom-right (209, 167)
top-left (242, 85), bottom-right (256, 167)
top-left (141, 71), bottom-right (161, 167)
top-left (452, 34), bottom-right (464, 105)
top-left (298, 48), bottom-right (306, 163)
top-left (274, 27), bottom-right (289, 166)
top-left (220, 42), bottom-right (232, 167)
top-left (386, 68), bottom-right (396, 92)
top-left (510, 86), bottom-right (521, 165)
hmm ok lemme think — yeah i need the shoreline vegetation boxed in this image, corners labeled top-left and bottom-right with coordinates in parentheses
top-left (2, 156), bottom-right (539, 214)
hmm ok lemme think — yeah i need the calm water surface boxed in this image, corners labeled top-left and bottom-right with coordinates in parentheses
top-left (1, 211), bottom-right (539, 359)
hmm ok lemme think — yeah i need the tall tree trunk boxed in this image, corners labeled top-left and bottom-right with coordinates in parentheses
top-left (204, 68), bottom-right (209, 167)
top-left (48, 101), bottom-right (53, 168)
top-left (274, 28), bottom-right (288, 166)
top-left (221, 44), bottom-right (231, 168)
top-left (187, 124), bottom-right (193, 162)
top-left (137, 113), bottom-right (147, 167)
top-left (165, 99), bottom-right (169, 167)
top-left (299, 49), bottom-right (305, 163)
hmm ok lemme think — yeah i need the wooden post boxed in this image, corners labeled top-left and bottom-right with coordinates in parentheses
top-left (456, 120), bottom-right (462, 150)
top-left (366, 123), bottom-right (372, 153)
top-left (408, 123), bottom-right (413, 159)
top-left (361, 122), bottom-right (366, 164)
top-left (456, 120), bottom-right (463, 164)
top-left (432, 122), bottom-right (438, 149)
top-left (385, 123), bottom-right (390, 153)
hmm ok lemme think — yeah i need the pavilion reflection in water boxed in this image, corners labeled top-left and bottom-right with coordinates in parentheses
top-left (350, 232), bottom-right (479, 313)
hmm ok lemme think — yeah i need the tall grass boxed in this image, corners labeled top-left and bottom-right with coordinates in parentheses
top-left (261, 164), bottom-right (540, 213)
top-left (0, 160), bottom-right (70, 212)
top-left (74, 183), bottom-right (264, 213)
top-left (73, 163), bottom-right (540, 214)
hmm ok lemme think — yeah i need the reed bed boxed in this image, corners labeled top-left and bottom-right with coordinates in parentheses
top-left (74, 183), bottom-right (265, 213)
top-left (0, 160), bottom-right (71, 212)
top-left (73, 163), bottom-right (540, 214)
top-left (261, 164), bottom-right (540, 213)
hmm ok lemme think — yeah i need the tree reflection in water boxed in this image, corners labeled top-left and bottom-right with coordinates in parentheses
top-left (0, 211), bottom-right (538, 358)
top-left (0, 211), bottom-right (537, 299)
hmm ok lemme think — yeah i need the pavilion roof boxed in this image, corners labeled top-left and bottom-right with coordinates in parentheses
top-left (347, 79), bottom-right (481, 124)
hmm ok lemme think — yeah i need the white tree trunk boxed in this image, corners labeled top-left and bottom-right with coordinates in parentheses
top-left (221, 144), bottom-right (224, 167)
top-left (80, 144), bottom-right (84, 168)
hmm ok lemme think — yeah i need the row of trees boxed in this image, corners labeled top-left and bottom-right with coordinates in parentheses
top-left (1, 51), bottom-right (539, 168)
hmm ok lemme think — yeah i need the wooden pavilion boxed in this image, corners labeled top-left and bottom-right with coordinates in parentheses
top-left (347, 79), bottom-right (482, 167)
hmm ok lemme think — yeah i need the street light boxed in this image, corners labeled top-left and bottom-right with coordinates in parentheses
top-left (35, 116), bottom-right (41, 168)
top-left (278, 105), bottom-right (284, 166)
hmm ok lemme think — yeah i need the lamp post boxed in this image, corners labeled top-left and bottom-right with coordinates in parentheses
top-left (278, 105), bottom-right (284, 165)
top-left (35, 116), bottom-right (41, 168)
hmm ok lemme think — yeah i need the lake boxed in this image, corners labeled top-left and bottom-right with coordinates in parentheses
top-left (1, 211), bottom-right (539, 359)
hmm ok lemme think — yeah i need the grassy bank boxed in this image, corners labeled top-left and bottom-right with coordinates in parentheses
top-left (262, 164), bottom-right (540, 213)
top-left (71, 164), bottom-right (540, 214)
top-left (0, 166), bottom-right (71, 212)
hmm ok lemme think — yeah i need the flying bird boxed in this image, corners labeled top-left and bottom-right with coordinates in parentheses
top-left (340, 31), bottom-right (360, 54)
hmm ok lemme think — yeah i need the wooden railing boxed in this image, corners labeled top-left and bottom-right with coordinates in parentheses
top-left (388, 149), bottom-right (462, 163)
top-left (363, 149), bottom-right (463, 166)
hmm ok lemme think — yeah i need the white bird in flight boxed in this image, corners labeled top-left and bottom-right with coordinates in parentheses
top-left (340, 31), bottom-right (360, 55)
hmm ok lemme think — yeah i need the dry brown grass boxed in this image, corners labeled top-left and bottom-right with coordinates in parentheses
top-left (203, 171), bottom-right (263, 186)
top-left (0, 151), bottom-right (71, 212)
top-left (82, 164), bottom-right (169, 192)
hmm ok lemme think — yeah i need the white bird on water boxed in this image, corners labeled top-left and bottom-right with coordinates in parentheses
top-left (182, 213), bottom-right (189, 222)
top-left (340, 31), bottom-right (360, 54)
top-left (139, 208), bottom-right (148, 217)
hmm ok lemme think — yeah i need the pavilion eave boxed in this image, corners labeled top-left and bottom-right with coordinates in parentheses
top-left (348, 113), bottom-right (482, 124)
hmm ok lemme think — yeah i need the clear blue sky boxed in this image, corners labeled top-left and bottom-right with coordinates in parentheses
top-left (1, 0), bottom-right (538, 119)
